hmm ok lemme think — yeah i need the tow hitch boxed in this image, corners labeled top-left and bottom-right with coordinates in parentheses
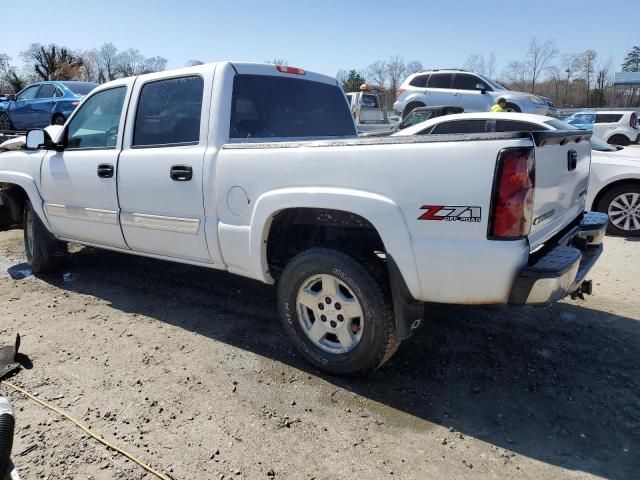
top-left (570, 279), bottom-right (593, 300)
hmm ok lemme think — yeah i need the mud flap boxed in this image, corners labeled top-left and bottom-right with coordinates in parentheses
top-left (387, 256), bottom-right (424, 340)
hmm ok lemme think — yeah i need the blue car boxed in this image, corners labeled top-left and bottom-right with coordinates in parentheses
top-left (0, 81), bottom-right (98, 131)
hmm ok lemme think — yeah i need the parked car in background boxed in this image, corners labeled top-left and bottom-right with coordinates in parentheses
top-left (345, 84), bottom-right (390, 133)
top-left (393, 69), bottom-right (559, 119)
top-left (394, 112), bottom-right (640, 236)
top-left (0, 81), bottom-right (98, 131)
top-left (564, 110), bottom-right (639, 146)
top-left (360, 105), bottom-right (463, 137)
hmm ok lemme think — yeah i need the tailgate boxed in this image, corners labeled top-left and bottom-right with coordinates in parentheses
top-left (527, 130), bottom-right (592, 250)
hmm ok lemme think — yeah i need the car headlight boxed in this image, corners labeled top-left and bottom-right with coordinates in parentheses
top-left (529, 95), bottom-right (546, 105)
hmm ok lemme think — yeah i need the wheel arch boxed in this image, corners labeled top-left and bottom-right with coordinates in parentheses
top-left (0, 172), bottom-right (50, 230)
top-left (250, 187), bottom-right (421, 298)
top-left (592, 177), bottom-right (640, 211)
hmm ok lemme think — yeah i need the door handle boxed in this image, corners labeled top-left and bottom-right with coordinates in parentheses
top-left (97, 164), bottom-right (114, 178)
top-left (170, 165), bottom-right (193, 181)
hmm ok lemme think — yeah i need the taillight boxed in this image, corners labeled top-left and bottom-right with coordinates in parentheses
top-left (275, 65), bottom-right (305, 75)
top-left (489, 147), bottom-right (535, 239)
top-left (396, 88), bottom-right (406, 99)
top-left (631, 112), bottom-right (637, 129)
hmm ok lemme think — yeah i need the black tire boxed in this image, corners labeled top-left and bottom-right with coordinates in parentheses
top-left (596, 183), bottom-right (640, 237)
top-left (607, 135), bottom-right (630, 147)
top-left (51, 114), bottom-right (66, 126)
top-left (23, 200), bottom-right (66, 273)
top-left (0, 111), bottom-right (12, 130)
top-left (402, 102), bottom-right (425, 119)
top-left (505, 103), bottom-right (521, 113)
top-left (277, 248), bottom-right (399, 375)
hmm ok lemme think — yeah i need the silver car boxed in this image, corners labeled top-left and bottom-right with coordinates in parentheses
top-left (393, 69), bottom-right (559, 118)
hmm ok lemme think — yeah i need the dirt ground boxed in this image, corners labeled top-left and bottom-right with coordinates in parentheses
top-left (0, 226), bottom-right (638, 480)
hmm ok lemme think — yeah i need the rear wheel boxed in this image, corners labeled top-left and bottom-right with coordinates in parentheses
top-left (277, 248), bottom-right (399, 375)
top-left (0, 111), bottom-right (12, 130)
top-left (23, 200), bottom-right (66, 273)
top-left (402, 102), bottom-right (425, 119)
top-left (52, 114), bottom-right (66, 126)
top-left (607, 134), bottom-right (630, 147)
top-left (596, 183), bottom-right (640, 237)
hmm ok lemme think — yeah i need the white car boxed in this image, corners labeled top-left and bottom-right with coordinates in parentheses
top-left (393, 69), bottom-right (559, 118)
top-left (565, 110), bottom-right (639, 146)
top-left (0, 63), bottom-right (606, 374)
top-left (394, 112), bottom-right (640, 236)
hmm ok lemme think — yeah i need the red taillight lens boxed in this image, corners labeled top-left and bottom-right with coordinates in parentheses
top-left (396, 88), bottom-right (406, 99)
top-left (631, 112), bottom-right (637, 129)
top-left (275, 65), bottom-right (305, 75)
top-left (489, 147), bottom-right (535, 239)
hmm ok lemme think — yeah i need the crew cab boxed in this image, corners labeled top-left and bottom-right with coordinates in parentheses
top-left (0, 62), bottom-right (607, 374)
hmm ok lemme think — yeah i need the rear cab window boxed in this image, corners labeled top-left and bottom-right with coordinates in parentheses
top-left (230, 74), bottom-right (356, 139)
top-left (361, 94), bottom-right (380, 109)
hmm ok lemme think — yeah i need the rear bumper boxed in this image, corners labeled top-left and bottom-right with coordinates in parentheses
top-left (508, 211), bottom-right (608, 306)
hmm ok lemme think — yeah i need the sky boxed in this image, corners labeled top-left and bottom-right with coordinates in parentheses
top-left (2, 0), bottom-right (638, 79)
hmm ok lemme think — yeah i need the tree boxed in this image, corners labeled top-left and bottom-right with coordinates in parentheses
top-left (561, 53), bottom-right (580, 105)
top-left (386, 55), bottom-right (406, 101)
top-left (405, 61), bottom-right (423, 75)
top-left (341, 69), bottom-right (366, 92)
top-left (463, 53), bottom-right (484, 74)
top-left (621, 46), bottom-right (640, 72)
top-left (185, 59), bottom-right (204, 67)
top-left (114, 49), bottom-right (167, 77)
top-left (264, 58), bottom-right (288, 65)
top-left (525, 38), bottom-right (557, 93)
top-left (578, 49), bottom-right (597, 105)
top-left (504, 61), bottom-right (528, 91)
top-left (486, 52), bottom-right (496, 78)
top-left (98, 43), bottom-right (118, 81)
top-left (22, 43), bottom-right (83, 81)
top-left (366, 60), bottom-right (387, 87)
top-left (593, 58), bottom-right (612, 107)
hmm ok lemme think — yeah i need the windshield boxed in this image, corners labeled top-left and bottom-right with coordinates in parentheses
top-left (565, 112), bottom-right (595, 126)
top-left (483, 77), bottom-right (506, 91)
top-left (63, 82), bottom-right (99, 96)
top-left (544, 119), bottom-right (579, 130)
top-left (590, 136), bottom-right (618, 152)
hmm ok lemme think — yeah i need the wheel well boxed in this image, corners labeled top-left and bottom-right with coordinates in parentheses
top-left (505, 102), bottom-right (521, 112)
top-left (592, 179), bottom-right (640, 211)
top-left (0, 184), bottom-right (28, 225)
top-left (607, 134), bottom-right (631, 145)
top-left (402, 101), bottom-right (425, 118)
top-left (266, 208), bottom-right (386, 280)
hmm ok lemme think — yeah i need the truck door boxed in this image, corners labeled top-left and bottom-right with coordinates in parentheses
top-left (31, 83), bottom-right (58, 128)
top-left (117, 71), bottom-right (213, 263)
top-left (40, 79), bottom-right (134, 248)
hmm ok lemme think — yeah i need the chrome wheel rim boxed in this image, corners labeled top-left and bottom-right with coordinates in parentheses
top-left (608, 193), bottom-right (640, 232)
top-left (25, 208), bottom-right (34, 259)
top-left (296, 274), bottom-right (364, 354)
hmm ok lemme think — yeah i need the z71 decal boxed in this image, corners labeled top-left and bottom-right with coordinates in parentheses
top-left (419, 205), bottom-right (482, 222)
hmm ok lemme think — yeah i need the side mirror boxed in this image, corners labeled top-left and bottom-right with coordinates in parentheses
top-left (26, 130), bottom-right (45, 150)
top-left (475, 83), bottom-right (486, 94)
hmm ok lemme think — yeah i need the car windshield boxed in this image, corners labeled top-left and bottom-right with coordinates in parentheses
top-left (483, 77), bottom-right (506, 91)
top-left (590, 136), bottom-right (618, 152)
top-left (544, 119), bottom-right (579, 130)
top-left (63, 82), bottom-right (99, 96)
top-left (565, 113), bottom-right (595, 125)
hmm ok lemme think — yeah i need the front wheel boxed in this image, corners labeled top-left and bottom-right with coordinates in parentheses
top-left (596, 184), bottom-right (640, 236)
top-left (277, 248), bottom-right (399, 375)
top-left (505, 103), bottom-right (521, 113)
top-left (23, 200), bottom-right (66, 273)
top-left (0, 111), bottom-right (12, 130)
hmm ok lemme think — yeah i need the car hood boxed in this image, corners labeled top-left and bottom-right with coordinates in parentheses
top-left (593, 146), bottom-right (640, 163)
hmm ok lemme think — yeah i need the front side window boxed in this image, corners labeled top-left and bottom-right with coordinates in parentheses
top-left (133, 76), bottom-right (204, 147)
top-left (230, 74), bottom-right (356, 139)
top-left (17, 86), bottom-right (39, 101)
top-left (67, 87), bottom-right (126, 149)
top-left (430, 119), bottom-right (488, 134)
top-left (37, 84), bottom-right (56, 98)
top-left (427, 73), bottom-right (453, 89)
top-left (454, 74), bottom-right (488, 91)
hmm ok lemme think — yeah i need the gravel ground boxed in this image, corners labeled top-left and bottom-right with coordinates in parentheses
top-left (0, 227), bottom-right (638, 480)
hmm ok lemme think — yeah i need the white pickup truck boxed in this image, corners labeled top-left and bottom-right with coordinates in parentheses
top-left (0, 62), bottom-right (608, 374)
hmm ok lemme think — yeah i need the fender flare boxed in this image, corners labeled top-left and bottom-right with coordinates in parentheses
top-left (0, 171), bottom-right (50, 230)
top-left (590, 172), bottom-right (640, 209)
top-left (249, 187), bottom-right (422, 299)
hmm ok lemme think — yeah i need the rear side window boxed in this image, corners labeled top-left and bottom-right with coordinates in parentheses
top-left (430, 120), bottom-right (488, 134)
top-left (594, 114), bottom-right (623, 124)
top-left (409, 74), bottom-right (429, 87)
top-left (230, 74), bottom-right (356, 139)
top-left (37, 84), bottom-right (56, 98)
top-left (427, 73), bottom-right (453, 89)
top-left (133, 76), bottom-right (203, 147)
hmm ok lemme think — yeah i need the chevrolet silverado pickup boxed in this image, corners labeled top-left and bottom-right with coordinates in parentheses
top-left (0, 62), bottom-right (607, 374)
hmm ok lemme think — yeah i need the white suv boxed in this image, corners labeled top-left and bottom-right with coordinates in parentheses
top-left (393, 69), bottom-right (559, 118)
top-left (565, 111), bottom-right (640, 146)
